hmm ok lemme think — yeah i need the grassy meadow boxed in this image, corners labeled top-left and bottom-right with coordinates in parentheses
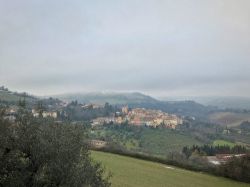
top-left (92, 151), bottom-right (250, 187)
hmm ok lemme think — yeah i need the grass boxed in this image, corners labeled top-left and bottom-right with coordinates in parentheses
top-left (139, 128), bottom-right (201, 155)
top-left (92, 151), bottom-right (250, 187)
top-left (213, 140), bottom-right (236, 148)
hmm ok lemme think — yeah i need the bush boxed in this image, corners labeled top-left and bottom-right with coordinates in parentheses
top-left (218, 155), bottom-right (250, 183)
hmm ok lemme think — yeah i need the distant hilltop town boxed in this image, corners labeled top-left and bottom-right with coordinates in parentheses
top-left (1, 88), bottom-right (183, 129)
top-left (92, 106), bottom-right (183, 129)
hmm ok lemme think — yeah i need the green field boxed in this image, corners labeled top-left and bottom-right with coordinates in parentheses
top-left (213, 140), bottom-right (236, 147)
top-left (92, 151), bottom-right (250, 187)
top-left (138, 128), bottom-right (201, 155)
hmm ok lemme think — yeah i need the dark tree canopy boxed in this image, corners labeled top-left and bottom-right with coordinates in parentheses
top-left (0, 109), bottom-right (110, 187)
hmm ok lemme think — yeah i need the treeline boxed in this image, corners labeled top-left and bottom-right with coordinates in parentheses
top-left (182, 144), bottom-right (248, 158)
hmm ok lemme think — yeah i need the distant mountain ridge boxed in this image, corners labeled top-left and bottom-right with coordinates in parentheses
top-left (0, 88), bottom-right (220, 119)
top-left (55, 92), bottom-right (158, 105)
top-left (161, 96), bottom-right (250, 110)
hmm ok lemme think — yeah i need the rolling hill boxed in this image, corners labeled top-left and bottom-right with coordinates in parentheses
top-left (55, 92), bottom-right (158, 105)
top-left (0, 89), bottom-right (37, 105)
top-left (161, 96), bottom-right (250, 110)
top-left (92, 151), bottom-right (250, 187)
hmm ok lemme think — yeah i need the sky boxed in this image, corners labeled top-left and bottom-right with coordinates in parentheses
top-left (0, 0), bottom-right (250, 97)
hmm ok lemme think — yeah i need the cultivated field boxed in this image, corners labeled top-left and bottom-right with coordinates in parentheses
top-left (91, 127), bottom-right (202, 156)
top-left (209, 112), bottom-right (250, 127)
top-left (92, 151), bottom-right (250, 187)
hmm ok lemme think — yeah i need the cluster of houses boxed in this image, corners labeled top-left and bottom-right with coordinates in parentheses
top-left (31, 109), bottom-right (58, 118)
top-left (80, 103), bottom-right (103, 109)
top-left (3, 102), bottom-right (182, 129)
top-left (3, 107), bottom-right (18, 122)
top-left (2, 107), bottom-right (58, 121)
top-left (2, 101), bottom-right (105, 121)
top-left (92, 106), bottom-right (183, 129)
top-left (89, 140), bottom-right (107, 149)
top-left (207, 154), bottom-right (247, 165)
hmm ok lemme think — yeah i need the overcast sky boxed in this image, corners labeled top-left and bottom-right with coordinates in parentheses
top-left (0, 0), bottom-right (249, 97)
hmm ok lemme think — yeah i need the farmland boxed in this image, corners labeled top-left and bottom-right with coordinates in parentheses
top-left (90, 126), bottom-right (202, 156)
top-left (209, 112), bottom-right (250, 127)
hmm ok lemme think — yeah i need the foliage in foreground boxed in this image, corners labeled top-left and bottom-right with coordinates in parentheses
top-left (0, 109), bottom-right (110, 187)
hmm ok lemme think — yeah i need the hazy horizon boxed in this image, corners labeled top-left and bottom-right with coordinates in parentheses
top-left (1, 0), bottom-right (250, 97)
top-left (3, 86), bottom-right (250, 102)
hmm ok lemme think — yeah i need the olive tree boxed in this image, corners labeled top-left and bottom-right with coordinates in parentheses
top-left (0, 109), bottom-right (110, 187)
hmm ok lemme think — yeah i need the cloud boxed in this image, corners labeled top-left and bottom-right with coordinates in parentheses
top-left (0, 0), bottom-right (249, 97)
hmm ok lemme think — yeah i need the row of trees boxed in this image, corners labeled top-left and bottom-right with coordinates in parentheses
top-left (182, 144), bottom-right (248, 158)
top-left (0, 107), bottom-right (110, 187)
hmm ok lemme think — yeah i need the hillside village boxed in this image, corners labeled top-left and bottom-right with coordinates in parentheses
top-left (92, 106), bottom-right (183, 129)
top-left (1, 87), bottom-right (184, 128)
top-left (4, 100), bottom-right (183, 129)
top-left (2, 98), bottom-right (182, 130)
